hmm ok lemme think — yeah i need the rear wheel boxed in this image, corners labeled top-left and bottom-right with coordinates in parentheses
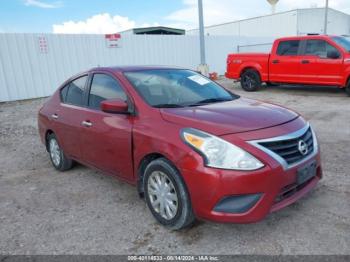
top-left (47, 133), bottom-right (74, 171)
top-left (345, 80), bottom-right (350, 96)
top-left (143, 158), bottom-right (195, 230)
top-left (240, 69), bottom-right (262, 92)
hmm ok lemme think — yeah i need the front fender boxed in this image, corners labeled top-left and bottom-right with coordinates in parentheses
top-left (342, 63), bottom-right (350, 87)
top-left (132, 120), bottom-right (190, 177)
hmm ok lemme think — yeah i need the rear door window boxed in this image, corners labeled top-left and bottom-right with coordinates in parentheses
top-left (277, 40), bottom-right (300, 56)
top-left (65, 76), bottom-right (88, 106)
top-left (88, 74), bottom-right (127, 110)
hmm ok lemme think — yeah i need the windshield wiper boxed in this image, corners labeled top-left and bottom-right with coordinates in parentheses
top-left (153, 103), bottom-right (184, 108)
top-left (187, 98), bottom-right (232, 107)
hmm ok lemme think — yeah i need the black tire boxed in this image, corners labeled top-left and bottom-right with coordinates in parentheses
top-left (143, 158), bottom-right (195, 230)
top-left (345, 81), bottom-right (350, 96)
top-left (47, 133), bottom-right (74, 171)
top-left (240, 69), bottom-right (262, 92)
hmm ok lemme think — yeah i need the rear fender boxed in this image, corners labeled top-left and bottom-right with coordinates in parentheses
top-left (239, 63), bottom-right (266, 81)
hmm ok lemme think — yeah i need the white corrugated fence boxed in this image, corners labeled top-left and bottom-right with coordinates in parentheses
top-left (0, 33), bottom-right (272, 102)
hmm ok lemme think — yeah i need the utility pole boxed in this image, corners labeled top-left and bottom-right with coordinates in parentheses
top-left (324, 0), bottom-right (329, 34)
top-left (197, 0), bottom-right (209, 76)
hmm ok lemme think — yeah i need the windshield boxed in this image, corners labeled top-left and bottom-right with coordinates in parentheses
top-left (332, 36), bottom-right (350, 52)
top-left (124, 69), bottom-right (238, 108)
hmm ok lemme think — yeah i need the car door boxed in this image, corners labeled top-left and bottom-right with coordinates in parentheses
top-left (54, 75), bottom-right (88, 160)
top-left (300, 39), bottom-right (343, 85)
top-left (269, 39), bottom-right (303, 83)
top-left (79, 72), bottom-right (134, 181)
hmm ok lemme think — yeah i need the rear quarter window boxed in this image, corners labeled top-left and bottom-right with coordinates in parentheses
top-left (60, 84), bottom-right (69, 102)
top-left (64, 75), bottom-right (88, 106)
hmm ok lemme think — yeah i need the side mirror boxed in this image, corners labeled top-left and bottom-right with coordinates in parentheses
top-left (327, 50), bottom-right (340, 59)
top-left (101, 99), bottom-right (129, 114)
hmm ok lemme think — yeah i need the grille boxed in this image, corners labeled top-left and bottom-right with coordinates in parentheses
top-left (258, 128), bottom-right (314, 166)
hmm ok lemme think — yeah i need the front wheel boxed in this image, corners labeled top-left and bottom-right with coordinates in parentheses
top-left (240, 69), bottom-right (262, 92)
top-left (345, 81), bottom-right (350, 96)
top-left (143, 158), bottom-right (195, 230)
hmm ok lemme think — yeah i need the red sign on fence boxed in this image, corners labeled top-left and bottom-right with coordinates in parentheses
top-left (105, 33), bottom-right (121, 48)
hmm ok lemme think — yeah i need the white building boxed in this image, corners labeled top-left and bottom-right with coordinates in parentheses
top-left (187, 8), bottom-right (350, 38)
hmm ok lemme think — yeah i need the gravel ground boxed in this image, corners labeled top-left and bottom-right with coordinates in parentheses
top-left (0, 79), bottom-right (349, 255)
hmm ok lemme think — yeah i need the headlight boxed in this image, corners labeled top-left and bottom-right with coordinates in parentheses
top-left (181, 128), bottom-right (264, 170)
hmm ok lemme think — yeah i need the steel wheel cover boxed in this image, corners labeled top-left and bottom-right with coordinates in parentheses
top-left (49, 139), bottom-right (61, 166)
top-left (147, 171), bottom-right (179, 220)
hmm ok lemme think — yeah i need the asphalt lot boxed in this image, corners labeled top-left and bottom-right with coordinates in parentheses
top-left (0, 79), bottom-right (349, 255)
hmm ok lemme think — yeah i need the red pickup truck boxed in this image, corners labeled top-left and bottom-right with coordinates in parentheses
top-left (225, 35), bottom-right (350, 96)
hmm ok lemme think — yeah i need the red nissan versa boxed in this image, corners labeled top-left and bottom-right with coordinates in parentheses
top-left (38, 66), bottom-right (322, 230)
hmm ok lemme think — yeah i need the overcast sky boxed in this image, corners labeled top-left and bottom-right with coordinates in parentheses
top-left (1, 0), bottom-right (350, 33)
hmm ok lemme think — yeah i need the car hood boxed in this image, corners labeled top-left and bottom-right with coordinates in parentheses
top-left (160, 98), bottom-right (299, 135)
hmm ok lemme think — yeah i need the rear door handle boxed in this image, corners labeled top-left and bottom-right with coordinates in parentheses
top-left (301, 60), bottom-right (310, 64)
top-left (272, 59), bottom-right (279, 64)
top-left (81, 120), bottom-right (92, 127)
top-left (51, 114), bottom-right (58, 119)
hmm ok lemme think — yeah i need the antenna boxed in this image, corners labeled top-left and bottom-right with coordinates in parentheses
top-left (267, 0), bottom-right (279, 14)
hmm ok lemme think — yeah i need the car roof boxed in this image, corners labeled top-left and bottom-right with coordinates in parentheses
top-left (89, 65), bottom-right (187, 73)
top-left (62, 66), bottom-right (190, 87)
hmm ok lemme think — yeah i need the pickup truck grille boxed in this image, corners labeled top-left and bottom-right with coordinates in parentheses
top-left (258, 127), bottom-right (314, 165)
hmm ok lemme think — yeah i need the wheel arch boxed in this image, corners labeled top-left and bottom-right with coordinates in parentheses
top-left (341, 65), bottom-right (350, 87)
top-left (45, 129), bottom-right (54, 151)
top-left (136, 152), bottom-right (168, 198)
top-left (346, 74), bottom-right (350, 88)
top-left (136, 152), bottom-right (189, 198)
top-left (239, 65), bottom-right (262, 79)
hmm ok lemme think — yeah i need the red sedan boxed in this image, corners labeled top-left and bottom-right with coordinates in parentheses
top-left (38, 66), bottom-right (322, 230)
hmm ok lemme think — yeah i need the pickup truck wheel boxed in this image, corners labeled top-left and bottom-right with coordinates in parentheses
top-left (345, 82), bottom-right (350, 96)
top-left (241, 69), bottom-right (262, 92)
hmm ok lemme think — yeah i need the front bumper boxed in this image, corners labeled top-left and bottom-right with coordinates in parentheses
top-left (180, 151), bottom-right (321, 223)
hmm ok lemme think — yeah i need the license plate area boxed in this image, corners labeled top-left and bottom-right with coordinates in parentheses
top-left (297, 161), bottom-right (317, 185)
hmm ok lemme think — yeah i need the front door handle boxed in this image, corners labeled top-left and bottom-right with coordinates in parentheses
top-left (81, 120), bottom-right (92, 127)
top-left (272, 59), bottom-right (279, 64)
top-left (301, 60), bottom-right (310, 64)
top-left (51, 114), bottom-right (58, 119)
